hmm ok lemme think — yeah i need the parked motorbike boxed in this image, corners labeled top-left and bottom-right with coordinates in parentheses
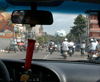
top-left (81, 48), bottom-right (85, 57)
top-left (62, 51), bottom-right (68, 59)
top-left (49, 46), bottom-right (53, 54)
top-left (35, 46), bottom-right (39, 53)
top-left (57, 48), bottom-right (60, 52)
top-left (8, 48), bottom-right (16, 53)
top-left (8, 47), bottom-right (16, 53)
top-left (8, 47), bottom-right (13, 53)
top-left (89, 50), bottom-right (97, 60)
top-left (69, 47), bottom-right (73, 57)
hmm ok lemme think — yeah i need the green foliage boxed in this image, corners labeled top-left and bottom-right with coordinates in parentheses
top-left (43, 35), bottom-right (51, 43)
top-left (70, 14), bottom-right (87, 42)
top-left (66, 33), bottom-right (72, 41)
top-left (25, 25), bottom-right (32, 30)
top-left (53, 35), bottom-right (64, 44)
top-left (36, 34), bottom-right (64, 45)
top-left (36, 37), bottom-right (44, 45)
top-left (73, 14), bottom-right (86, 35)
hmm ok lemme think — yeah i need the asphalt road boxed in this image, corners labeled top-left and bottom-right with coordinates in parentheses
top-left (0, 50), bottom-right (88, 61)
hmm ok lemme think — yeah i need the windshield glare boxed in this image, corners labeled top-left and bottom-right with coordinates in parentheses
top-left (0, 1), bottom-right (100, 61)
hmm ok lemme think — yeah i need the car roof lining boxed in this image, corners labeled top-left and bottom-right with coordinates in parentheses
top-left (6, 0), bottom-right (63, 7)
top-left (5, 0), bottom-right (100, 7)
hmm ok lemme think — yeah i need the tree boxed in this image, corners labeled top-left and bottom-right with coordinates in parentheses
top-left (71, 14), bottom-right (87, 43)
top-left (43, 35), bottom-right (51, 44)
top-left (36, 37), bottom-right (44, 45)
top-left (66, 33), bottom-right (72, 42)
top-left (53, 34), bottom-right (64, 44)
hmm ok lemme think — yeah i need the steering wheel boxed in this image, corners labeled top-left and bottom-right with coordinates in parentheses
top-left (0, 60), bottom-right (10, 82)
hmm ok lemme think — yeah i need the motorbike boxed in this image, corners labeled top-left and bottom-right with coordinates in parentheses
top-left (69, 47), bottom-right (73, 57)
top-left (54, 47), bottom-right (57, 52)
top-left (49, 46), bottom-right (53, 54)
top-left (81, 48), bottom-right (85, 57)
top-left (35, 46), bottom-right (39, 53)
top-left (89, 50), bottom-right (97, 60)
top-left (62, 51), bottom-right (68, 59)
top-left (57, 48), bottom-right (60, 52)
top-left (8, 47), bottom-right (16, 53)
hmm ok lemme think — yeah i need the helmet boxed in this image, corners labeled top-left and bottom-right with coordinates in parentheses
top-left (82, 40), bottom-right (85, 43)
top-left (90, 39), bottom-right (94, 42)
top-left (97, 38), bottom-right (100, 41)
top-left (64, 38), bottom-right (67, 41)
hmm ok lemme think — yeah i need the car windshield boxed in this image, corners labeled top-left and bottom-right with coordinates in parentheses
top-left (0, 0), bottom-right (100, 61)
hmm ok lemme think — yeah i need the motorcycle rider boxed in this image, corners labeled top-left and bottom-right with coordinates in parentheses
top-left (61, 40), bottom-right (64, 55)
top-left (54, 44), bottom-right (57, 51)
top-left (93, 38), bottom-right (98, 45)
top-left (68, 40), bottom-right (74, 54)
top-left (62, 38), bottom-right (69, 56)
top-left (96, 39), bottom-right (100, 56)
top-left (48, 40), bottom-right (54, 52)
top-left (88, 38), bottom-right (98, 59)
top-left (80, 40), bottom-right (86, 56)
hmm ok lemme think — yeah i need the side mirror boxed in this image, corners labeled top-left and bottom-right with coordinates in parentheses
top-left (11, 10), bottom-right (53, 25)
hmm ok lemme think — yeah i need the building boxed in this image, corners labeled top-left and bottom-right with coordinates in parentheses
top-left (88, 14), bottom-right (100, 39)
top-left (38, 25), bottom-right (43, 36)
top-left (14, 24), bottom-right (26, 44)
top-left (55, 29), bottom-right (67, 37)
top-left (0, 11), bottom-right (15, 49)
top-left (32, 25), bottom-right (44, 37)
top-left (32, 25), bottom-right (40, 37)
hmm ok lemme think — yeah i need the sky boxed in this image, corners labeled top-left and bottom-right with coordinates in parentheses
top-left (43, 13), bottom-right (79, 35)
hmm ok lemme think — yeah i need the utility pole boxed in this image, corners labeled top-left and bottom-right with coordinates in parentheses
top-left (86, 14), bottom-right (89, 45)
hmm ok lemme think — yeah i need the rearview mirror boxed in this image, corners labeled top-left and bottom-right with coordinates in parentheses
top-left (11, 10), bottom-right (53, 25)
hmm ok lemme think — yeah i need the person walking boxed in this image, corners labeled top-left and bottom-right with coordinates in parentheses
top-left (35, 40), bottom-right (39, 52)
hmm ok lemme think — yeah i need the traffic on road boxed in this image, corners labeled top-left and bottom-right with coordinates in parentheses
top-left (1, 37), bottom-right (100, 62)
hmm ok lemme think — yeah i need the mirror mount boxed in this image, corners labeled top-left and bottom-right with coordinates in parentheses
top-left (30, 2), bottom-right (37, 27)
top-left (30, 24), bottom-right (35, 27)
top-left (31, 2), bottom-right (37, 11)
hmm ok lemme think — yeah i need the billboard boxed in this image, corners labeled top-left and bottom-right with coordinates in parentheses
top-left (0, 11), bottom-right (14, 38)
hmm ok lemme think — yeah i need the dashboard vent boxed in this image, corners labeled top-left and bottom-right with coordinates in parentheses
top-left (41, 73), bottom-right (57, 82)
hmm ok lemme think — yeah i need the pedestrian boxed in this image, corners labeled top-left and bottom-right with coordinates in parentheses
top-left (35, 40), bottom-right (39, 52)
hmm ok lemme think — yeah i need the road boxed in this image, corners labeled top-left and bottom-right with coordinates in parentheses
top-left (0, 50), bottom-right (88, 61)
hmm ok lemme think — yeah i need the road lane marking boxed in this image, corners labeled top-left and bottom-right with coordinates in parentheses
top-left (44, 53), bottom-right (50, 59)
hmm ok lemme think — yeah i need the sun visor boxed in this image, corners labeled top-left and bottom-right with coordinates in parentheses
top-left (6, 0), bottom-right (63, 7)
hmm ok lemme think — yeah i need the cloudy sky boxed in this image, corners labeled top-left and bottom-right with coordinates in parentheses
top-left (43, 13), bottom-right (79, 35)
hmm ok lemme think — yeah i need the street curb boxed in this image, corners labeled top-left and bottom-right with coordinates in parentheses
top-left (0, 50), bottom-right (8, 52)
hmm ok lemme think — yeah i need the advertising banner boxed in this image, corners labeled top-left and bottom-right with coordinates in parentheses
top-left (0, 11), bottom-right (14, 38)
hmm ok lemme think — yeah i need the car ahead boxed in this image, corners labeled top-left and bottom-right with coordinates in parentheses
top-left (0, 0), bottom-right (100, 82)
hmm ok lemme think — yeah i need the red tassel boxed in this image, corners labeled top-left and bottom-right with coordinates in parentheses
top-left (24, 39), bottom-right (36, 70)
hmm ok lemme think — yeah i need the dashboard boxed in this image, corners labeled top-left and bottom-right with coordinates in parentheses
top-left (1, 59), bottom-right (100, 82)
